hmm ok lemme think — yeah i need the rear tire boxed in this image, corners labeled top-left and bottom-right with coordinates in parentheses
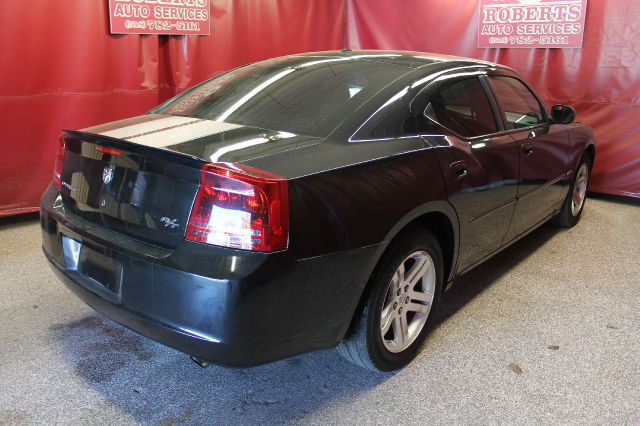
top-left (337, 229), bottom-right (444, 371)
top-left (552, 153), bottom-right (592, 228)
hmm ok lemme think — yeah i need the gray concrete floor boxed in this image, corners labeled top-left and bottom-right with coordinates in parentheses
top-left (0, 195), bottom-right (639, 425)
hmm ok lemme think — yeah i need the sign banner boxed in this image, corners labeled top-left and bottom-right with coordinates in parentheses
top-left (108, 0), bottom-right (210, 35)
top-left (478, 0), bottom-right (588, 48)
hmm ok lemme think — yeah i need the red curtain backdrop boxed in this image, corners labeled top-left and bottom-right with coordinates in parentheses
top-left (1, 0), bottom-right (638, 217)
top-left (0, 0), bottom-right (345, 217)
top-left (347, 0), bottom-right (640, 198)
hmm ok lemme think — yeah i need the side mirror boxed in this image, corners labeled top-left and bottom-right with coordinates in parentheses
top-left (551, 104), bottom-right (576, 124)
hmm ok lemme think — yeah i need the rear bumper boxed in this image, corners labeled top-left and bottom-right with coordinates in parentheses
top-left (41, 185), bottom-right (385, 367)
top-left (45, 252), bottom-right (245, 365)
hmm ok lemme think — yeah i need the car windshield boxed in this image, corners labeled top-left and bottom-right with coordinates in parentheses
top-left (153, 56), bottom-right (410, 137)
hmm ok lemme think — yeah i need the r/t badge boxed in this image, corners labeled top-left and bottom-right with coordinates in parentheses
top-left (160, 217), bottom-right (180, 229)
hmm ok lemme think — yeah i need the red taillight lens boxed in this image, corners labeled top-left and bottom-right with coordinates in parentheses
top-left (96, 146), bottom-right (122, 156)
top-left (186, 163), bottom-right (289, 252)
top-left (53, 133), bottom-right (65, 190)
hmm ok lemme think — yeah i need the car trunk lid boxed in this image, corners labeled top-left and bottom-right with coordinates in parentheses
top-left (59, 114), bottom-right (320, 249)
top-left (59, 131), bottom-right (203, 249)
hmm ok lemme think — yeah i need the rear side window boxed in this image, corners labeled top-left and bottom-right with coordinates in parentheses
top-left (351, 91), bottom-right (417, 141)
top-left (424, 77), bottom-right (498, 138)
top-left (489, 76), bottom-right (546, 129)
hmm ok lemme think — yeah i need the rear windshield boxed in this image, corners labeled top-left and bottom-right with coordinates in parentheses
top-left (153, 56), bottom-right (410, 137)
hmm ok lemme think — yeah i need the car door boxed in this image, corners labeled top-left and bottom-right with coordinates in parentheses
top-left (414, 74), bottom-right (519, 273)
top-left (486, 75), bottom-right (570, 242)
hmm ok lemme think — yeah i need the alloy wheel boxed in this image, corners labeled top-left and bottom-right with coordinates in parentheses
top-left (571, 163), bottom-right (589, 216)
top-left (380, 250), bottom-right (436, 353)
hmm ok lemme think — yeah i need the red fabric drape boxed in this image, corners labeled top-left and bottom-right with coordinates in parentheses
top-left (0, 0), bottom-right (345, 217)
top-left (347, 0), bottom-right (640, 198)
top-left (1, 0), bottom-right (638, 217)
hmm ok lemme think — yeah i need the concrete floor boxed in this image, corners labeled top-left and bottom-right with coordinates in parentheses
top-left (0, 195), bottom-right (638, 425)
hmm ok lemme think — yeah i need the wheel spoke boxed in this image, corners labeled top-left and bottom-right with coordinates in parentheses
top-left (392, 263), bottom-right (405, 288)
top-left (404, 255), bottom-right (429, 287)
top-left (398, 313), bottom-right (409, 344)
top-left (409, 288), bottom-right (430, 302)
top-left (380, 305), bottom-right (395, 335)
top-left (405, 301), bottom-right (429, 314)
top-left (390, 316), bottom-right (400, 345)
top-left (573, 192), bottom-right (581, 205)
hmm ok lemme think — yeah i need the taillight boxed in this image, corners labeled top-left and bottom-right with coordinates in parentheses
top-left (186, 163), bottom-right (289, 252)
top-left (53, 133), bottom-right (65, 190)
top-left (96, 146), bottom-right (122, 156)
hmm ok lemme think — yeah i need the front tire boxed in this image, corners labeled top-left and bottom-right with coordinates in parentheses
top-left (552, 153), bottom-right (592, 228)
top-left (337, 229), bottom-right (444, 371)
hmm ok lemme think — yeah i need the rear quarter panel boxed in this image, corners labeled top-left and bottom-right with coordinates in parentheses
top-left (242, 137), bottom-right (451, 259)
top-left (566, 123), bottom-right (597, 167)
top-left (229, 136), bottom-right (457, 351)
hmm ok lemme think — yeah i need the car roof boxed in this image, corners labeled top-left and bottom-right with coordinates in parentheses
top-left (289, 49), bottom-right (503, 70)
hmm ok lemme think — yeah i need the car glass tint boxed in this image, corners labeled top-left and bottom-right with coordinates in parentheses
top-left (352, 91), bottom-right (417, 141)
top-left (154, 57), bottom-right (410, 137)
top-left (425, 77), bottom-right (498, 138)
top-left (489, 76), bottom-right (545, 129)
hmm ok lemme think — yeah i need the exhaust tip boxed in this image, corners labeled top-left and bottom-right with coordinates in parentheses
top-left (189, 355), bottom-right (210, 368)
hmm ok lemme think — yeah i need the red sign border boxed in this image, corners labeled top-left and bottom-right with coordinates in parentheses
top-left (108, 0), bottom-right (211, 36)
top-left (477, 0), bottom-right (588, 49)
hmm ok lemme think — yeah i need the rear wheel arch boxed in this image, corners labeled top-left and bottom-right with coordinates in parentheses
top-left (585, 143), bottom-right (595, 164)
top-left (402, 212), bottom-right (457, 285)
top-left (341, 203), bottom-right (459, 342)
top-left (381, 202), bottom-right (459, 284)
